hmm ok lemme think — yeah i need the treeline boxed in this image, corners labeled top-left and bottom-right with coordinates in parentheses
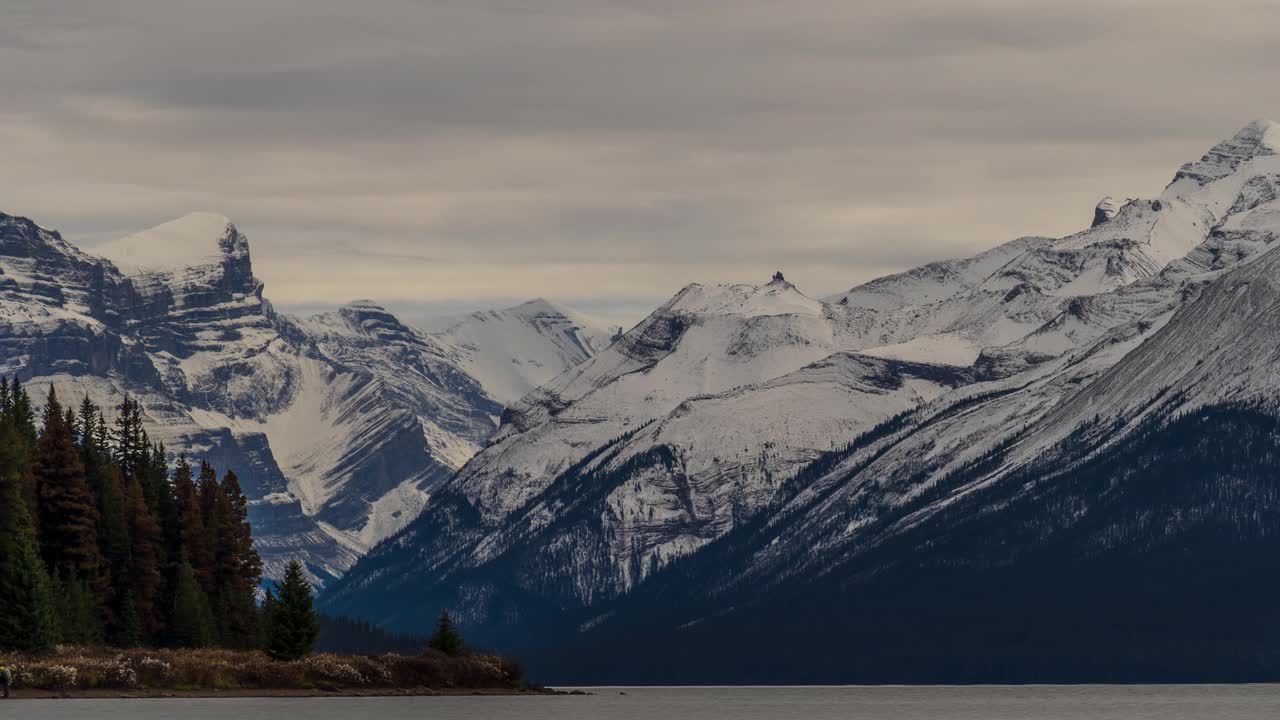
top-left (0, 379), bottom-right (262, 653)
top-left (317, 614), bottom-right (430, 655)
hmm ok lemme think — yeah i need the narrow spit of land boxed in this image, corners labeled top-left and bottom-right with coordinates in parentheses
top-left (0, 645), bottom-right (558, 699)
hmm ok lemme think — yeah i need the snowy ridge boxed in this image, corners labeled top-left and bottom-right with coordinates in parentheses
top-left (323, 119), bottom-right (1280, 643)
top-left (430, 298), bottom-right (613, 406)
top-left (0, 211), bottom-right (607, 585)
top-left (95, 212), bottom-right (240, 276)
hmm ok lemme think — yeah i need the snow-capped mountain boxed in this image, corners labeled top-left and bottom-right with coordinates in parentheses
top-left (0, 210), bottom-right (608, 584)
top-left (429, 299), bottom-right (613, 406)
top-left (322, 120), bottom-right (1280, 680)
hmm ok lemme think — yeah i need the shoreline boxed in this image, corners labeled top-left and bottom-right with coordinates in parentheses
top-left (7, 686), bottom-right (566, 700)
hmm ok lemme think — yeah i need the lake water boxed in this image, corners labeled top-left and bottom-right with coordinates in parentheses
top-left (9, 685), bottom-right (1280, 719)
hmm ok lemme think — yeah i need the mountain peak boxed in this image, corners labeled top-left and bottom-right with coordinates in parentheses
top-left (95, 211), bottom-right (243, 275)
top-left (665, 278), bottom-right (821, 318)
top-left (1171, 119), bottom-right (1280, 187)
top-left (345, 298), bottom-right (389, 311)
top-left (513, 297), bottom-right (573, 317)
top-left (1091, 196), bottom-right (1121, 227)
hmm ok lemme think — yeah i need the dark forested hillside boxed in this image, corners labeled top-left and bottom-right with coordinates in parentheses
top-left (0, 379), bottom-right (262, 652)
top-left (519, 404), bottom-right (1280, 683)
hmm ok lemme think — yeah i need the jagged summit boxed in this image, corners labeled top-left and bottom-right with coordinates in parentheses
top-left (1171, 118), bottom-right (1280, 187)
top-left (344, 298), bottom-right (389, 311)
top-left (94, 211), bottom-right (243, 275)
top-left (1092, 196), bottom-right (1121, 227)
top-left (665, 278), bottom-right (820, 318)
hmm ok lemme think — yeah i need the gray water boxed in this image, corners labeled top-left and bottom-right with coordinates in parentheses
top-left (8, 685), bottom-right (1280, 719)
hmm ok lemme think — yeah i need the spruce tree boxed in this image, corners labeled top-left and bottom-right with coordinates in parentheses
top-left (427, 610), bottom-right (465, 657)
top-left (9, 377), bottom-right (37, 449)
top-left (123, 472), bottom-right (163, 643)
top-left (172, 457), bottom-right (212, 593)
top-left (0, 422), bottom-right (57, 652)
top-left (211, 470), bottom-right (262, 647)
top-left (4, 377), bottom-right (38, 525)
top-left (171, 556), bottom-right (216, 648)
top-left (52, 572), bottom-right (102, 644)
top-left (266, 560), bottom-right (319, 661)
top-left (112, 396), bottom-right (148, 487)
top-left (0, 531), bottom-right (58, 652)
top-left (34, 387), bottom-right (104, 600)
top-left (258, 586), bottom-right (279, 650)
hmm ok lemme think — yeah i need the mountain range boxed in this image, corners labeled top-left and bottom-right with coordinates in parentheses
top-left (0, 209), bottom-right (611, 584)
top-left (318, 119), bottom-right (1280, 682)
top-left (7, 119), bottom-right (1280, 682)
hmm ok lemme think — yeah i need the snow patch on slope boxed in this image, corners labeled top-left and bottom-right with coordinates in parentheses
top-left (432, 298), bottom-right (612, 406)
top-left (860, 333), bottom-right (982, 366)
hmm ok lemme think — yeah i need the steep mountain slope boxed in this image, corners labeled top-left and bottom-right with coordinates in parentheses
top-left (429, 299), bottom-right (613, 406)
top-left (324, 120), bottom-right (1280, 671)
top-left (0, 210), bottom-right (605, 584)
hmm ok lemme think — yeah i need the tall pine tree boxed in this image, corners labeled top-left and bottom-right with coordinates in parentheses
top-left (171, 457), bottom-right (212, 593)
top-left (123, 471), bottom-right (163, 644)
top-left (34, 388), bottom-right (104, 602)
top-left (210, 470), bottom-right (262, 647)
top-left (0, 420), bottom-right (57, 652)
top-left (170, 555), bottom-right (216, 648)
top-left (266, 560), bottom-right (319, 661)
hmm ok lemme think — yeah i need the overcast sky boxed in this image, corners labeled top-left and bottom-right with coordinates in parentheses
top-left (2, 1), bottom-right (1277, 327)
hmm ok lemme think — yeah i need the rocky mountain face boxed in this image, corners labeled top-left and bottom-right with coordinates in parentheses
top-left (0, 211), bottom-right (609, 585)
top-left (322, 120), bottom-right (1280, 682)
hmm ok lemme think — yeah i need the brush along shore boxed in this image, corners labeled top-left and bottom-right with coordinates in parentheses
top-left (0, 645), bottom-right (555, 698)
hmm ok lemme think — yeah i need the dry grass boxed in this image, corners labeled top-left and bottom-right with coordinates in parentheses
top-left (0, 646), bottom-right (527, 692)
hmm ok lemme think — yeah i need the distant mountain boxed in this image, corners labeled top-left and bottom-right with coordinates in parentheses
top-left (0, 210), bottom-right (607, 585)
top-left (429, 298), bottom-right (613, 406)
top-left (323, 119), bottom-right (1280, 682)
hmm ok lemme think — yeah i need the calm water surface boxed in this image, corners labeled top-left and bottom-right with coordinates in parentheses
top-left (9, 685), bottom-right (1280, 719)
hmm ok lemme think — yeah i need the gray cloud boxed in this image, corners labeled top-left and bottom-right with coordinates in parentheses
top-left (1, 0), bottom-right (1277, 325)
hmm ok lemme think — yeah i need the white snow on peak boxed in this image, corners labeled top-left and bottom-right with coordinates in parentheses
top-left (1169, 119), bottom-right (1280, 189)
top-left (95, 212), bottom-right (237, 275)
top-left (1248, 117), bottom-right (1280, 150)
top-left (666, 278), bottom-right (822, 318)
top-left (433, 297), bottom-right (612, 406)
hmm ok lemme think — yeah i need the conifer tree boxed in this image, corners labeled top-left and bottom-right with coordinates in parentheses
top-left (34, 388), bottom-right (104, 596)
top-left (9, 377), bottom-right (37, 448)
top-left (171, 457), bottom-right (212, 592)
top-left (0, 385), bottom-right (267, 653)
top-left (258, 586), bottom-right (279, 649)
top-left (112, 396), bottom-right (148, 486)
top-left (171, 556), bottom-right (216, 647)
top-left (77, 398), bottom-right (131, 642)
top-left (0, 422), bottom-right (57, 652)
top-left (148, 442), bottom-right (177, 564)
top-left (427, 610), bottom-right (465, 657)
top-left (266, 560), bottom-right (319, 660)
top-left (51, 572), bottom-right (102, 645)
top-left (4, 377), bottom-right (38, 520)
top-left (121, 471), bottom-right (163, 643)
top-left (210, 470), bottom-right (262, 647)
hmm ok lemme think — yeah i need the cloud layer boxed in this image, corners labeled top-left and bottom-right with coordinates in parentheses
top-left (2, 0), bottom-right (1277, 324)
